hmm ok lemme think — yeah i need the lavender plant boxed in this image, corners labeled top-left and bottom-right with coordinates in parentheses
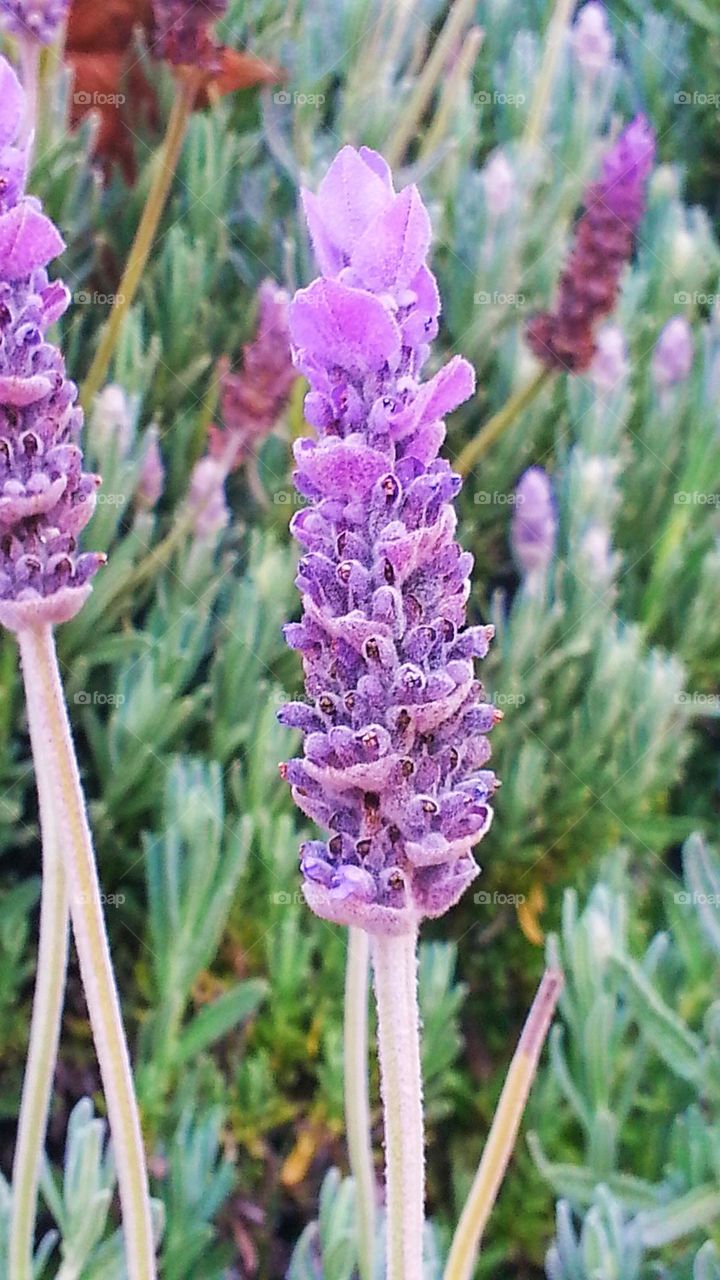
top-left (277, 143), bottom-right (499, 1277)
top-left (0, 0), bottom-right (718, 1273)
top-left (0, 51), bottom-right (154, 1280)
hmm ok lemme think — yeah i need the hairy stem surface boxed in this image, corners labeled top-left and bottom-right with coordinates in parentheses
top-left (344, 927), bottom-right (376, 1280)
top-left (19, 625), bottom-right (156, 1280)
top-left (372, 929), bottom-right (424, 1280)
top-left (9, 793), bottom-right (69, 1280)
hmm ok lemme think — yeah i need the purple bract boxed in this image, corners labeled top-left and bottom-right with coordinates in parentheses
top-left (0, 57), bottom-right (102, 632)
top-left (279, 147), bottom-right (499, 935)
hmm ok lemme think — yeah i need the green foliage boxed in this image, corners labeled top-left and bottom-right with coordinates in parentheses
top-left (536, 838), bottom-right (720, 1278)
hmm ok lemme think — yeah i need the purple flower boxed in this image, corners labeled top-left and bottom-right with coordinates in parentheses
top-left (151, 0), bottom-right (227, 70)
top-left (511, 468), bottom-right (557, 576)
top-left (279, 147), bottom-right (499, 936)
top-left (526, 116), bottom-right (655, 373)
top-left (135, 426), bottom-right (164, 512)
top-left (211, 280), bottom-right (294, 469)
top-left (590, 324), bottom-right (629, 393)
top-left (571, 3), bottom-right (614, 76)
top-left (652, 316), bottom-right (693, 389)
top-left (187, 455), bottom-right (228, 542)
top-left (482, 152), bottom-right (515, 219)
top-left (0, 0), bottom-right (69, 44)
top-left (0, 57), bottom-right (103, 633)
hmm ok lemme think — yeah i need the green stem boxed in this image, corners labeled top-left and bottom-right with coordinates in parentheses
top-left (80, 72), bottom-right (201, 413)
top-left (456, 367), bottom-right (552, 476)
top-left (18, 625), bottom-right (156, 1280)
top-left (344, 928), bottom-right (376, 1280)
top-left (521, 0), bottom-right (577, 154)
top-left (372, 929), bottom-right (424, 1280)
top-left (9, 787), bottom-right (69, 1280)
top-left (384, 0), bottom-right (475, 167)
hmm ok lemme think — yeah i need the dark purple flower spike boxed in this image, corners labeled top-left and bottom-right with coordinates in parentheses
top-left (151, 0), bottom-right (227, 71)
top-left (526, 116), bottom-right (655, 373)
top-left (279, 147), bottom-right (500, 936)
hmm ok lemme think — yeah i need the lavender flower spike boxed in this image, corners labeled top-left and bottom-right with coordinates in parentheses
top-left (526, 116), bottom-right (655, 373)
top-left (0, 0), bottom-right (69, 45)
top-left (511, 468), bottom-right (557, 576)
top-left (652, 315), bottom-right (694, 389)
top-left (0, 57), bottom-right (103, 633)
top-left (279, 146), bottom-right (499, 936)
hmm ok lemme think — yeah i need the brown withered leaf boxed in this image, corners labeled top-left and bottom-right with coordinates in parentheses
top-left (66, 0), bottom-right (283, 177)
top-left (66, 0), bottom-right (153, 53)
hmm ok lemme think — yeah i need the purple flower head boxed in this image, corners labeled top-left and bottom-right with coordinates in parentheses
top-left (590, 324), bottom-right (629, 393)
top-left (151, 0), bottom-right (227, 70)
top-left (279, 147), bottom-right (499, 936)
top-left (0, 56), bottom-right (103, 633)
top-left (511, 468), bottom-right (557, 576)
top-left (0, 0), bottom-right (69, 44)
top-left (135, 426), bottom-right (164, 512)
top-left (652, 316), bottom-right (693, 389)
top-left (482, 151), bottom-right (515, 220)
top-left (571, 2), bottom-right (614, 76)
top-left (211, 280), bottom-right (294, 469)
top-left (527, 116), bottom-right (655, 373)
top-left (187, 455), bottom-right (228, 542)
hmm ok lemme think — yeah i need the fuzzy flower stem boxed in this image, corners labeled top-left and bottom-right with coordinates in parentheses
top-left (443, 969), bottom-right (563, 1280)
top-left (384, 0), bottom-right (475, 167)
top-left (9, 806), bottom-right (69, 1280)
top-left (80, 71), bottom-right (201, 412)
top-left (372, 930), bottom-right (424, 1280)
top-left (18, 624), bottom-right (156, 1280)
top-left (344, 927), bottom-right (376, 1280)
top-left (456, 367), bottom-right (551, 476)
top-left (521, 0), bottom-right (576, 153)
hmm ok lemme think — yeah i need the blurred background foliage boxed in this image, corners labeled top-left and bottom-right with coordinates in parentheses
top-left (1, 0), bottom-right (720, 1274)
